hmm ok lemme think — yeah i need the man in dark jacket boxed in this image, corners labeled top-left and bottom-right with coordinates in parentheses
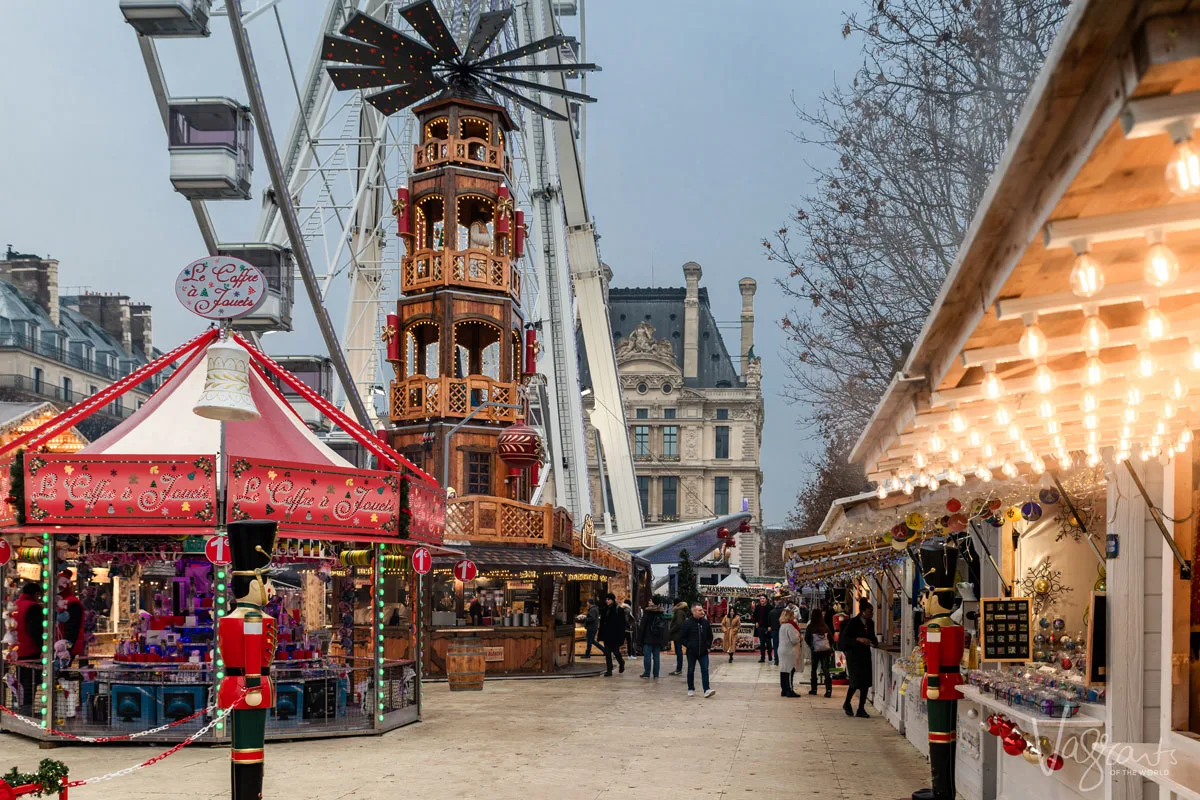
top-left (636, 596), bottom-right (669, 679)
top-left (767, 598), bottom-right (786, 667)
top-left (598, 593), bottom-right (626, 676)
top-left (667, 601), bottom-right (689, 675)
top-left (840, 599), bottom-right (879, 718)
top-left (581, 598), bottom-right (603, 658)
top-left (752, 595), bottom-right (773, 663)
top-left (678, 604), bottom-right (716, 697)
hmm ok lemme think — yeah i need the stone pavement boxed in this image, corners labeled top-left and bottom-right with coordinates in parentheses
top-left (0, 656), bottom-right (929, 799)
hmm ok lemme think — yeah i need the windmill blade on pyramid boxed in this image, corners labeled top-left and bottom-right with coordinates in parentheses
top-left (481, 79), bottom-right (568, 122)
top-left (464, 9), bottom-right (514, 62)
top-left (364, 76), bottom-right (448, 116)
top-left (480, 62), bottom-right (601, 74)
top-left (399, 0), bottom-right (461, 60)
top-left (482, 73), bottom-right (596, 104)
top-left (473, 34), bottom-right (570, 67)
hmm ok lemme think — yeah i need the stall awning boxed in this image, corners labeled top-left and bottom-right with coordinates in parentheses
top-left (435, 545), bottom-right (618, 576)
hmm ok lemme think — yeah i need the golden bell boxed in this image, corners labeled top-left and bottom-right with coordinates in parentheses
top-left (193, 341), bottom-right (260, 421)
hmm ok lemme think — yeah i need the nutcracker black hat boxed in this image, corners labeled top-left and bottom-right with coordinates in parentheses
top-left (920, 541), bottom-right (960, 608)
top-left (227, 520), bottom-right (277, 599)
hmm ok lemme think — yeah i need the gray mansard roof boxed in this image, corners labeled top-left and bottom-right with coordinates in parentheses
top-left (579, 286), bottom-right (742, 391)
top-left (0, 283), bottom-right (151, 370)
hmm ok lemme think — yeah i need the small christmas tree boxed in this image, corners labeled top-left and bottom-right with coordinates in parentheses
top-left (675, 548), bottom-right (701, 607)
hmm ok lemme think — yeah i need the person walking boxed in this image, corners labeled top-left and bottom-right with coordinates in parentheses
top-left (667, 600), bottom-right (689, 676)
top-left (580, 597), bottom-right (603, 659)
top-left (679, 604), bottom-right (716, 697)
top-left (777, 608), bottom-right (803, 697)
top-left (721, 605), bottom-right (741, 663)
top-left (804, 608), bottom-right (835, 697)
top-left (598, 593), bottom-right (626, 676)
top-left (767, 597), bottom-right (786, 667)
top-left (752, 595), bottom-right (772, 663)
top-left (621, 599), bottom-right (636, 658)
top-left (637, 595), bottom-right (669, 679)
top-left (840, 600), bottom-right (879, 717)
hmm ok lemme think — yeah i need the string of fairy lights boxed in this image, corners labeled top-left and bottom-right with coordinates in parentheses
top-left (875, 121), bottom-right (1200, 499)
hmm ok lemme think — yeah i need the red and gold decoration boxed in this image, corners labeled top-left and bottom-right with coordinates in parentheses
top-left (497, 424), bottom-right (543, 469)
top-left (383, 313), bottom-right (401, 364)
top-left (24, 455), bottom-right (216, 526)
top-left (393, 187), bottom-right (410, 237)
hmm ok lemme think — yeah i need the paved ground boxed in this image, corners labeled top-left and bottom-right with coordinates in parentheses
top-left (0, 656), bottom-right (929, 799)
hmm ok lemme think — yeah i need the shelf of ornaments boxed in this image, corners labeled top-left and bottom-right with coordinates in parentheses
top-left (958, 684), bottom-right (1105, 730)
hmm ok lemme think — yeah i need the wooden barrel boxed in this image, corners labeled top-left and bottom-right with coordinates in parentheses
top-left (446, 637), bottom-right (486, 691)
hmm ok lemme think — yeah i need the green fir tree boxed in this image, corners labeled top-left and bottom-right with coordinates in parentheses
top-left (675, 548), bottom-right (701, 607)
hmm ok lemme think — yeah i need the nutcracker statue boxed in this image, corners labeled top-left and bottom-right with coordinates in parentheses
top-left (218, 520), bottom-right (280, 800)
top-left (913, 541), bottom-right (964, 800)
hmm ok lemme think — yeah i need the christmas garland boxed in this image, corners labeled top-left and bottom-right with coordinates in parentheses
top-left (6, 450), bottom-right (25, 527)
top-left (2, 759), bottom-right (69, 797)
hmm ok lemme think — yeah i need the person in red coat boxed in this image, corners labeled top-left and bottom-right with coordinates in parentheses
top-left (12, 583), bottom-right (43, 714)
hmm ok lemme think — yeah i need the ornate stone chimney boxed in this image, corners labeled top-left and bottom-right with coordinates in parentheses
top-left (739, 277), bottom-right (756, 372)
top-left (682, 261), bottom-right (702, 379)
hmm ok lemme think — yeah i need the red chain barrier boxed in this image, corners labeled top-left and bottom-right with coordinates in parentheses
top-left (0, 702), bottom-right (209, 742)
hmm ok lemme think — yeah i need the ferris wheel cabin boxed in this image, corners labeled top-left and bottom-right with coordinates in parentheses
top-left (119, 0), bottom-right (212, 38)
top-left (167, 98), bottom-right (253, 201)
top-left (217, 243), bottom-right (295, 332)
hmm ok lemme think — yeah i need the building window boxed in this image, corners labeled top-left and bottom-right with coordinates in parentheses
top-left (663, 426), bottom-right (679, 459)
top-left (661, 384), bottom-right (673, 394)
top-left (636, 382), bottom-right (648, 394)
top-left (661, 476), bottom-right (678, 520)
top-left (32, 367), bottom-right (44, 395)
top-left (466, 452), bottom-right (490, 495)
top-left (634, 426), bottom-right (650, 458)
top-left (715, 426), bottom-right (730, 459)
top-left (62, 377), bottom-right (72, 400)
top-left (635, 408), bottom-right (648, 419)
top-left (637, 476), bottom-right (650, 517)
top-left (716, 408), bottom-right (729, 420)
top-left (110, 397), bottom-right (122, 416)
top-left (89, 385), bottom-right (98, 397)
top-left (713, 477), bottom-right (729, 516)
top-left (664, 408), bottom-right (676, 419)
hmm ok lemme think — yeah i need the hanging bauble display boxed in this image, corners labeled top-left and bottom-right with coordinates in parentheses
top-left (966, 707), bottom-right (979, 720)
top-left (1034, 649), bottom-right (1047, 662)
top-left (1062, 636), bottom-right (1076, 651)
top-left (970, 499), bottom-right (988, 518)
top-left (1094, 564), bottom-right (1107, 592)
top-left (1022, 559), bottom-right (1073, 616)
top-left (934, 515), bottom-right (948, 532)
top-left (1004, 505), bottom-right (1022, 523)
top-left (988, 516), bottom-right (1003, 527)
top-left (905, 512), bottom-right (925, 531)
top-left (988, 716), bottom-right (1006, 736)
top-left (717, 527), bottom-right (729, 539)
top-left (948, 513), bottom-right (968, 533)
top-left (882, 532), bottom-right (893, 545)
top-left (1045, 754), bottom-right (1065, 771)
top-left (497, 423), bottom-right (544, 468)
top-left (988, 498), bottom-right (1003, 511)
top-left (1039, 617), bottom-right (1051, 629)
top-left (1034, 578), bottom-right (1050, 595)
top-left (1061, 657), bottom-right (1073, 670)
top-left (945, 498), bottom-right (961, 514)
top-left (1034, 633), bottom-right (1047, 645)
top-left (1021, 501), bottom-right (1043, 521)
top-left (1022, 743), bottom-right (1042, 764)
top-left (1039, 487), bottom-right (1061, 505)
top-left (1003, 729), bottom-right (1028, 756)
top-left (1053, 618), bottom-right (1066, 630)
top-left (1039, 737), bottom-right (1054, 754)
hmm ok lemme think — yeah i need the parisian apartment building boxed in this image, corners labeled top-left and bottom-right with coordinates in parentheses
top-left (582, 261), bottom-right (766, 575)
top-left (0, 246), bottom-right (160, 441)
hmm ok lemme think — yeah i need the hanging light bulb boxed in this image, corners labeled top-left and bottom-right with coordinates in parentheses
top-left (949, 408), bottom-right (967, 433)
top-left (967, 428), bottom-right (982, 448)
top-left (1019, 319), bottom-right (1049, 360)
top-left (948, 447), bottom-right (962, 464)
top-left (1182, 429), bottom-right (1194, 445)
top-left (1087, 429), bottom-right (1101, 444)
top-left (917, 471), bottom-right (930, 488)
top-left (1171, 376), bottom-right (1188, 401)
top-left (1176, 438), bottom-right (1189, 454)
top-left (1084, 354), bottom-right (1105, 386)
top-left (1137, 347), bottom-right (1156, 379)
top-left (1126, 385), bottom-right (1144, 406)
top-left (1143, 305), bottom-right (1170, 341)
top-left (903, 479), bottom-right (914, 495)
top-left (1046, 418), bottom-right (1061, 435)
top-left (1038, 398), bottom-right (1055, 419)
top-left (914, 450), bottom-right (927, 469)
top-left (1007, 422), bottom-right (1022, 442)
top-left (1119, 437), bottom-right (1131, 452)
top-left (1080, 314), bottom-right (1109, 351)
top-left (1058, 451), bottom-right (1073, 469)
top-left (1084, 412), bottom-right (1099, 430)
top-left (1164, 400), bottom-right (1178, 419)
top-left (1033, 364), bottom-right (1055, 394)
top-left (1141, 445), bottom-right (1154, 462)
top-left (981, 368), bottom-right (1004, 400)
top-left (976, 466), bottom-right (993, 482)
top-left (994, 404), bottom-right (1013, 426)
top-left (877, 484), bottom-right (888, 500)
top-left (1081, 390), bottom-right (1099, 413)
top-left (1032, 456), bottom-right (1046, 475)
top-left (1124, 406), bottom-right (1139, 423)
top-left (1052, 434), bottom-right (1065, 449)
top-left (1069, 252), bottom-right (1105, 298)
top-left (927, 477), bottom-right (940, 492)
top-left (1002, 460), bottom-right (1018, 478)
top-left (1156, 420), bottom-right (1168, 436)
top-left (1190, 342), bottom-right (1200, 371)
top-left (1115, 449), bottom-right (1131, 463)
top-left (1085, 441), bottom-right (1099, 457)
top-left (1144, 241), bottom-right (1181, 288)
top-left (1120, 423), bottom-right (1134, 440)
top-left (1166, 129), bottom-right (1200, 196)
top-left (1087, 452), bottom-right (1103, 468)
top-left (928, 432), bottom-right (945, 453)
top-left (953, 473), bottom-right (966, 487)
top-left (982, 440), bottom-right (996, 459)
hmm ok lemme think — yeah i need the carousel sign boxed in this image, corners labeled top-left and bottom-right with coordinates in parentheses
top-left (24, 454), bottom-right (217, 525)
top-left (175, 255), bottom-right (267, 320)
top-left (228, 458), bottom-right (402, 536)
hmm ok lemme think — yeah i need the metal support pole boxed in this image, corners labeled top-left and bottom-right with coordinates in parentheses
top-left (1048, 471), bottom-right (1107, 567)
top-left (967, 521), bottom-right (1010, 596)
top-left (440, 402), bottom-right (523, 488)
top-left (225, 0), bottom-right (374, 430)
top-left (1122, 460), bottom-right (1193, 579)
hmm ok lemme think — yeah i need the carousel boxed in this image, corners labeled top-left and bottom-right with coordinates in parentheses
top-left (0, 325), bottom-right (448, 743)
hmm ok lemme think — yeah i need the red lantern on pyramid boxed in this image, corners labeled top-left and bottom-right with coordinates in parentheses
top-left (498, 423), bottom-right (543, 468)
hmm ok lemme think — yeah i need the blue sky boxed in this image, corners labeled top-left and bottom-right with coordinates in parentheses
top-left (0, 1), bottom-right (861, 524)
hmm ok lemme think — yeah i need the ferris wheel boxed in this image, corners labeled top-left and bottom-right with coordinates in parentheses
top-left (121, 0), bottom-right (642, 532)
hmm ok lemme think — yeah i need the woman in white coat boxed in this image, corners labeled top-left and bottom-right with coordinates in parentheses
top-left (777, 608), bottom-right (803, 698)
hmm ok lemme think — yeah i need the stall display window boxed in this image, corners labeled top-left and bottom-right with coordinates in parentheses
top-left (466, 451), bottom-right (490, 495)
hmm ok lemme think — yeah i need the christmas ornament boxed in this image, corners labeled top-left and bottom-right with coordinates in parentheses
top-left (1053, 617), bottom-right (1066, 630)
top-left (1021, 501), bottom-right (1043, 521)
top-left (1004, 505), bottom-right (1022, 523)
top-left (1021, 558), bottom-right (1073, 616)
top-left (988, 498), bottom-right (1003, 511)
top-left (883, 532), bottom-right (893, 545)
top-left (948, 513), bottom-right (968, 532)
top-left (1094, 564), bottom-right (1107, 592)
top-left (946, 498), bottom-right (962, 513)
top-left (1034, 578), bottom-right (1050, 594)
top-left (988, 715), bottom-right (1005, 736)
top-left (1061, 657), bottom-right (1073, 670)
top-left (1039, 617), bottom-right (1051, 629)
top-left (1034, 633), bottom-right (1047, 645)
top-left (905, 511), bottom-right (926, 531)
top-left (1045, 754), bottom-right (1065, 771)
top-left (1039, 487), bottom-right (1060, 505)
top-left (1003, 728), bottom-right (1028, 756)
top-left (966, 707), bottom-right (979, 720)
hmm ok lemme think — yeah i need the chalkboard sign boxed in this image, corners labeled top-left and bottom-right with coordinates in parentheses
top-left (1086, 592), bottom-right (1106, 686)
top-left (979, 597), bottom-right (1032, 663)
